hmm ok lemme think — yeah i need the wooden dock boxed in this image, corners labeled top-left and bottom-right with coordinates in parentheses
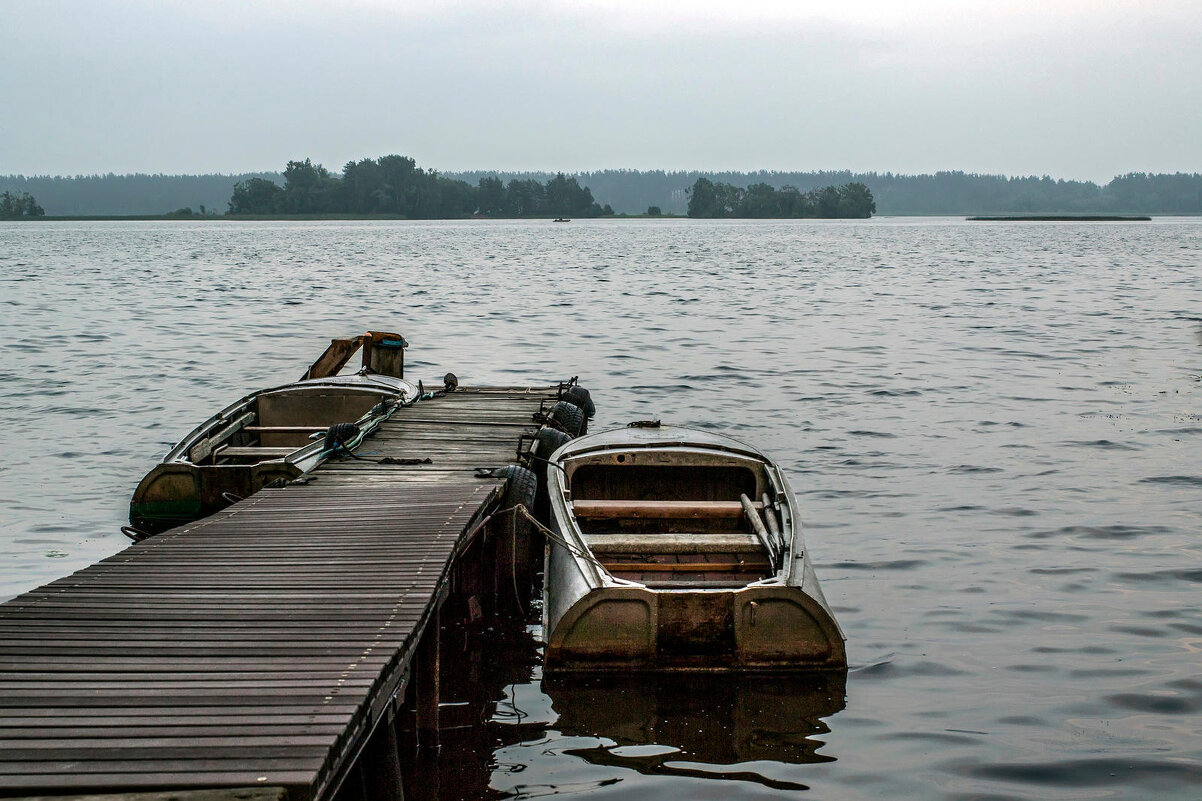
top-left (0, 384), bottom-right (566, 800)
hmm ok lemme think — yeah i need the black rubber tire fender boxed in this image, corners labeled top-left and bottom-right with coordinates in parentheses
top-left (535, 426), bottom-right (571, 460)
top-left (494, 464), bottom-right (539, 567)
top-left (532, 426), bottom-right (570, 520)
top-left (548, 400), bottom-right (585, 437)
top-left (561, 385), bottom-right (596, 418)
top-left (495, 464), bottom-right (538, 512)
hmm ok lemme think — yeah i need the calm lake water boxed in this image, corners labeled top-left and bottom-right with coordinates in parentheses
top-left (1, 218), bottom-right (1200, 799)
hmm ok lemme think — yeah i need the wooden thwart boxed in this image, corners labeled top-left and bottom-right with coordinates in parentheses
top-left (189, 412), bottom-right (255, 463)
top-left (214, 447), bottom-right (298, 460)
top-left (584, 532), bottom-right (763, 555)
top-left (600, 561), bottom-right (765, 573)
top-left (571, 500), bottom-right (762, 519)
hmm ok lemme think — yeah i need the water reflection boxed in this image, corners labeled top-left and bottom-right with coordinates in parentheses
top-left (405, 588), bottom-right (846, 800)
top-left (543, 672), bottom-right (846, 792)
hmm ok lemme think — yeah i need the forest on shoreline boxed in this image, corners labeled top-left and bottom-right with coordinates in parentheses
top-left (687, 178), bottom-right (875, 218)
top-left (222, 156), bottom-right (874, 219)
top-left (0, 191), bottom-right (44, 217)
top-left (2, 165), bottom-right (1199, 218)
top-left (228, 156), bottom-right (613, 218)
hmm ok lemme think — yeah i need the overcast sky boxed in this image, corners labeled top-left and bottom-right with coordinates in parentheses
top-left (2, 0), bottom-right (1199, 180)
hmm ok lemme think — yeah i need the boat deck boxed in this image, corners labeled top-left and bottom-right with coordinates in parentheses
top-left (0, 384), bottom-right (561, 800)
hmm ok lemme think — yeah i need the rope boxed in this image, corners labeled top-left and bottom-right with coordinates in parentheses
top-left (510, 506), bottom-right (523, 617)
top-left (332, 442), bottom-right (375, 461)
top-left (315, 388), bottom-right (421, 462)
top-left (521, 454), bottom-right (567, 473)
top-left (496, 503), bottom-right (607, 570)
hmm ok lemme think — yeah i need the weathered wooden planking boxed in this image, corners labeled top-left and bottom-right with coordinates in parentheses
top-left (5, 789), bottom-right (287, 801)
top-left (0, 383), bottom-right (566, 801)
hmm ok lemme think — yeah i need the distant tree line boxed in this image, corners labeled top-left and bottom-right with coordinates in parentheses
top-left (0, 173), bottom-right (272, 216)
top-left (3, 168), bottom-right (1201, 217)
top-left (0, 191), bottom-right (44, 217)
top-left (228, 156), bottom-right (614, 218)
top-left (686, 178), bottom-right (875, 218)
top-left (448, 169), bottom-right (1202, 216)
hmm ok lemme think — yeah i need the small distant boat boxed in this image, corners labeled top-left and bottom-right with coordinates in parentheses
top-left (129, 332), bottom-right (418, 536)
top-left (553, 218), bottom-right (571, 222)
top-left (543, 423), bottom-right (846, 672)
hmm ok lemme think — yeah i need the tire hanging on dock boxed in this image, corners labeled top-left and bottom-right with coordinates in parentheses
top-left (536, 426), bottom-right (572, 459)
top-left (533, 427), bottom-right (571, 520)
top-left (548, 400), bottom-right (586, 437)
top-left (560, 385), bottom-right (596, 419)
top-left (493, 464), bottom-right (540, 591)
top-left (495, 463), bottom-right (538, 512)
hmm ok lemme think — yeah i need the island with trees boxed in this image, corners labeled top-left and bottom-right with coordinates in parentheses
top-left (0, 191), bottom-right (44, 217)
top-left (228, 156), bottom-right (614, 218)
top-left (687, 178), bottom-right (875, 218)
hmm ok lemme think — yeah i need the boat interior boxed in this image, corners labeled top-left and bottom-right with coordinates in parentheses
top-left (565, 458), bottom-right (787, 588)
top-left (187, 385), bottom-right (395, 465)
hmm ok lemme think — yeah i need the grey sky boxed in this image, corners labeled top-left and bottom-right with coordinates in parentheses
top-left (2, 0), bottom-right (1199, 180)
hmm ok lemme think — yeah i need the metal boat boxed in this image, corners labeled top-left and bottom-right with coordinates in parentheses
top-left (543, 423), bottom-right (846, 672)
top-left (129, 332), bottom-right (418, 535)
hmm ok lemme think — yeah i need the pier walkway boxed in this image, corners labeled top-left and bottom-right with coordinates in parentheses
top-left (0, 384), bottom-right (562, 800)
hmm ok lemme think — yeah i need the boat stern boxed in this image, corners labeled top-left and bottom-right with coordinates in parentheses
top-left (129, 461), bottom-right (301, 535)
top-left (545, 584), bottom-right (846, 672)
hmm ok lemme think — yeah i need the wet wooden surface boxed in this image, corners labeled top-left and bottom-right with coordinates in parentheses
top-left (0, 385), bottom-right (560, 801)
top-left (9, 790), bottom-right (287, 801)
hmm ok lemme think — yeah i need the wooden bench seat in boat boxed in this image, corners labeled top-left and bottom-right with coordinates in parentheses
top-left (243, 426), bottom-right (328, 434)
top-left (187, 411), bottom-right (255, 462)
top-left (584, 531), bottom-right (763, 555)
top-left (213, 446), bottom-right (298, 461)
top-left (604, 561), bottom-right (767, 573)
top-left (571, 499), bottom-right (762, 519)
top-left (600, 548), bottom-right (774, 584)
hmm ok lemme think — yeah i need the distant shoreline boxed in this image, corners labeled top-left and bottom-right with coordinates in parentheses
top-left (6, 213), bottom-right (1189, 223)
top-left (6, 170), bottom-right (1199, 218)
top-left (1, 213), bottom-right (689, 222)
top-left (968, 215), bottom-right (1152, 222)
